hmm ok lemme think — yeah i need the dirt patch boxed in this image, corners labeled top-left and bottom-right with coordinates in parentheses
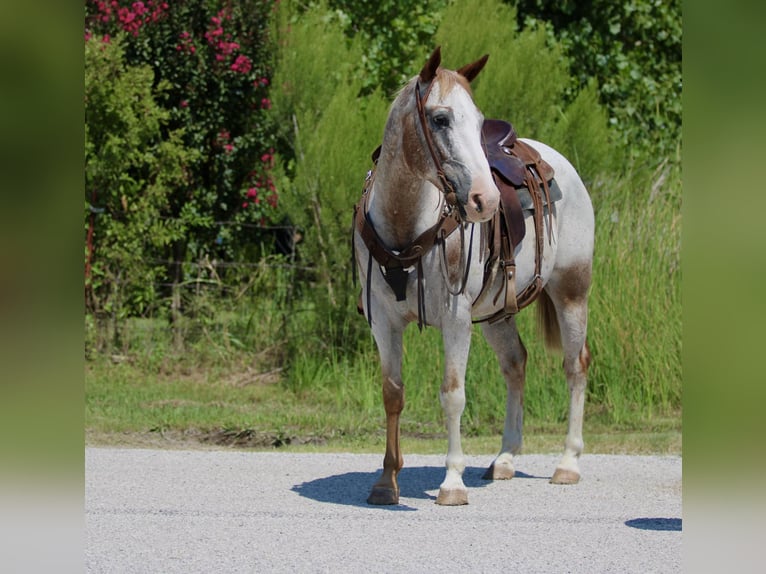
top-left (201, 428), bottom-right (326, 448)
top-left (86, 428), bottom-right (328, 450)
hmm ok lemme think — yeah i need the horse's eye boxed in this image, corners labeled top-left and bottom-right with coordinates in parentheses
top-left (431, 113), bottom-right (451, 129)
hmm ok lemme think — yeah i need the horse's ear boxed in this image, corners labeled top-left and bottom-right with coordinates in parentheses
top-left (419, 46), bottom-right (442, 84)
top-left (457, 54), bottom-right (490, 83)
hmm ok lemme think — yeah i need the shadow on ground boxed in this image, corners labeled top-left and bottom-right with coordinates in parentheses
top-left (291, 465), bottom-right (547, 510)
top-left (625, 517), bottom-right (682, 531)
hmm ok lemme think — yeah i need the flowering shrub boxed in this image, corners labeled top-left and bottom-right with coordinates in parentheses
top-left (85, 0), bottom-right (279, 263)
top-left (85, 1), bottom-right (280, 334)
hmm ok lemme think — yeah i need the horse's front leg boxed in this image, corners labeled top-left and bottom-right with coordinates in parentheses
top-left (436, 318), bottom-right (472, 505)
top-left (368, 322), bottom-right (405, 505)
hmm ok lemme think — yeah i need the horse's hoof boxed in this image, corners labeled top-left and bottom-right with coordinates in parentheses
top-left (367, 486), bottom-right (399, 505)
top-left (483, 461), bottom-right (515, 480)
top-left (550, 468), bottom-right (580, 485)
top-left (436, 487), bottom-right (469, 506)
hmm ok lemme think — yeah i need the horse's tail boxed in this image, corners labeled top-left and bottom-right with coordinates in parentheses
top-left (536, 289), bottom-right (562, 353)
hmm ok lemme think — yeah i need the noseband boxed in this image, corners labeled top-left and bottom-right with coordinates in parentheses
top-left (415, 79), bottom-right (460, 212)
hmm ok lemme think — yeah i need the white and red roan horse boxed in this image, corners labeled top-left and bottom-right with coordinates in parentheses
top-left (353, 48), bottom-right (594, 505)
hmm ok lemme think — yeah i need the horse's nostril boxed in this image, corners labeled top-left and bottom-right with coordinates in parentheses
top-left (471, 193), bottom-right (483, 213)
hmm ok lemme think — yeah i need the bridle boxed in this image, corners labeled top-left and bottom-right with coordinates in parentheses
top-left (414, 78), bottom-right (461, 214)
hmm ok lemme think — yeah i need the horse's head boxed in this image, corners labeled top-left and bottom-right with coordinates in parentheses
top-left (410, 47), bottom-right (500, 223)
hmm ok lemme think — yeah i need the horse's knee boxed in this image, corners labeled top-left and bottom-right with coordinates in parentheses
top-left (382, 376), bottom-right (404, 414)
top-left (440, 366), bottom-right (466, 416)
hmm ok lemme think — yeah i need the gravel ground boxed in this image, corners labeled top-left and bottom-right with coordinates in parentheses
top-left (86, 448), bottom-right (681, 573)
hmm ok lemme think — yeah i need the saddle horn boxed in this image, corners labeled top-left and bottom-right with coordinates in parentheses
top-left (457, 54), bottom-right (489, 83)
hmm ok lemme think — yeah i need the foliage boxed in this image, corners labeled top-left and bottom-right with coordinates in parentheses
top-left (84, 35), bottom-right (197, 339)
top-left (513, 0), bottom-right (682, 158)
top-left (327, 0), bottom-right (448, 96)
top-left (85, 0), bottom-right (681, 439)
top-left (264, 0), bottom-right (679, 426)
top-left (269, 1), bottom-right (390, 355)
top-left (84, 1), bottom-right (282, 345)
top-left (434, 0), bottom-right (616, 180)
top-left (85, 0), bottom-right (280, 248)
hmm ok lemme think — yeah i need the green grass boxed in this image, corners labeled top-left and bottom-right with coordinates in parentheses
top-left (85, 355), bottom-right (680, 454)
top-left (85, 160), bottom-right (681, 456)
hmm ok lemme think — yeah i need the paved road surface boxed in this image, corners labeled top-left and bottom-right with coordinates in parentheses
top-left (85, 448), bottom-right (681, 573)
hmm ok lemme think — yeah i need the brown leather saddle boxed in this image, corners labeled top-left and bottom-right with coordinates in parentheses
top-left (482, 119), bottom-right (556, 252)
top-left (478, 119), bottom-right (558, 320)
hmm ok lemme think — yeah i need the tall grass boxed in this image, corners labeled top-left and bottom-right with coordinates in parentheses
top-left (86, 159), bottom-right (681, 442)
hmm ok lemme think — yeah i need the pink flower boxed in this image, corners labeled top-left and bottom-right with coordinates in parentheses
top-left (230, 55), bottom-right (252, 74)
top-left (246, 188), bottom-right (258, 199)
top-left (261, 153), bottom-right (272, 164)
top-left (242, 202), bottom-right (249, 208)
top-left (118, 8), bottom-right (135, 24)
top-left (132, 1), bottom-right (147, 16)
top-left (224, 144), bottom-right (234, 153)
top-left (260, 98), bottom-right (271, 109)
top-left (180, 100), bottom-right (188, 108)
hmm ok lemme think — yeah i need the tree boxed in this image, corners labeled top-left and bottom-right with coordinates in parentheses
top-left (513, 0), bottom-right (682, 158)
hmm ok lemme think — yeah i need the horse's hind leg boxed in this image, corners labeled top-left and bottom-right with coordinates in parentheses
top-left (542, 264), bottom-right (592, 485)
top-left (480, 318), bottom-right (527, 480)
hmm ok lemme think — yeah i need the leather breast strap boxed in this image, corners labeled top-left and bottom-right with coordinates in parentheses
top-left (353, 189), bottom-right (460, 330)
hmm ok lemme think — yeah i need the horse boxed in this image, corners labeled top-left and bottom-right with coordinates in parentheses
top-left (353, 47), bottom-right (594, 505)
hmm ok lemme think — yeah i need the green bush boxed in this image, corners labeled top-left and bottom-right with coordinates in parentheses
top-left (85, 35), bottom-right (198, 346)
top-left (514, 0), bottom-right (682, 158)
top-left (85, 1), bottom-right (279, 254)
top-left (84, 1), bottom-right (282, 350)
top-left (327, 0), bottom-right (448, 96)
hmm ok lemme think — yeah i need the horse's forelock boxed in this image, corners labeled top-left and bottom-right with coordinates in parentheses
top-left (393, 68), bottom-right (473, 111)
top-left (434, 68), bottom-right (473, 99)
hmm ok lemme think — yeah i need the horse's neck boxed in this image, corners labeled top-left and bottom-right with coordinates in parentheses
top-left (367, 159), bottom-right (442, 251)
